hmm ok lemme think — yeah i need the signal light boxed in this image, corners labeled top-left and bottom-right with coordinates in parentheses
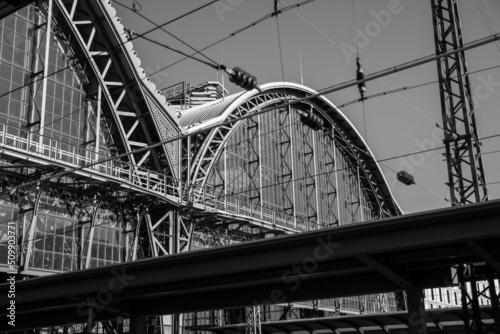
top-left (397, 171), bottom-right (414, 185)
top-left (228, 67), bottom-right (259, 91)
top-left (356, 57), bottom-right (366, 100)
top-left (300, 110), bottom-right (324, 131)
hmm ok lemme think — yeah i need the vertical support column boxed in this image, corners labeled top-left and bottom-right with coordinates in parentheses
top-left (405, 288), bottom-right (427, 334)
top-left (357, 166), bottom-right (364, 222)
top-left (245, 306), bottom-right (261, 334)
top-left (38, 0), bottom-right (53, 151)
top-left (130, 317), bottom-right (146, 334)
top-left (324, 130), bottom-right (339, 227)
top-left (288, 106), bottom-right (297, 230)
top-left (27, 5), bottom-right (43, 147)
top-left (431, 3), bottom-right (490, 333)
top-left (311, 125), bottom-right (321, 229)
top-left (187, 136), bottom-right (191, 188)
top-left (333, 130), bottom-right (341, 225)
top-left (94, 86), bottom-right (102, 161)
top-left (245, 115), bottom-right (260, 212)
top-left (430, 0), bottom-right (488, 204)
top-left (302, 105), bottom-right (317, 229)
top-left (20, 179), bottom-right (49, 271)
top-left (169, 211), bottom-right (175, 255)
top-left (278, 106), bottom-right (294, 228)
top-left (257, 112), bottom-right (264, 220)
top-left (144, 209), bottom-right (158, 258)
top-left (457, 264), bottom-right (489, 334)
top-left (485, 266), bottom-right (500, 331)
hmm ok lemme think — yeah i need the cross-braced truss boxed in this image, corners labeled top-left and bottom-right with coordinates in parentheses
top-left (188, 87), bottom-right (398, 232)
top-left (53, 0), bottom-right (177, 174)
top-left (431, 0), bottom-right (488, 205)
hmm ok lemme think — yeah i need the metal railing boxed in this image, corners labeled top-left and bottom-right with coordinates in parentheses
top-left (0, 123), bottom-right (317, 232)
top-left (0, 123), bottom-right (180, 197)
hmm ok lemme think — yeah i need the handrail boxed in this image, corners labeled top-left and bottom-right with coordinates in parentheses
top-left (0, 123), bottom-right (314, 232)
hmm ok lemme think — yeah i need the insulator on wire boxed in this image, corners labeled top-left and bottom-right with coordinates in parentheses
top-left (300, 110), bottom-right (324, 131)
top-left (356, 57), bottom-right (366, 100)
top-left (228, 67), bottom-right (258, 91)
top-left (397, 171), bottom-right (414, 185)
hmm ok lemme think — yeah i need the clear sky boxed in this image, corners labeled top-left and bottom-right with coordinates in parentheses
top-left (112, 0), bottom-right (500, 214)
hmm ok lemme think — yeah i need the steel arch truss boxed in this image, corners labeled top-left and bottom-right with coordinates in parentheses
top-left (189, 88), bottom-right (396, 230)
top-left (190, 92), bottom-right (288, 189)
top-left (330, 123), bottom-right (392, 219)
top-left (53, 0), bottom-right (176, 173)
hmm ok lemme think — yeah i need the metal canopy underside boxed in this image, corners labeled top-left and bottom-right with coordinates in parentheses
top-left (1, 199), bottom-right (500, 331)
top-left (210, 308), bottom-right (496, 334)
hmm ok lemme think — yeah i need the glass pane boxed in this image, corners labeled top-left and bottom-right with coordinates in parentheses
top-left (43, 251), bottom-right (53, 270)
top-left (33, 249), bottom-right (43, 268)
top-left (44, 235), bottom-right (54, 251)
top-left (63, 255), bottom-right (72, 271)
top-left (54, 235), bottom-right (64, 253)
top-left (45, 216), bottom-right (55, 234)
top-left (53, 253), bottom-right (62, 271)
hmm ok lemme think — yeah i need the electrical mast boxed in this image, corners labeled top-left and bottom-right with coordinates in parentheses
top-left (431, 1), bottom-right (498, 333)
top-left (431, 0), bottom-right (488, 205)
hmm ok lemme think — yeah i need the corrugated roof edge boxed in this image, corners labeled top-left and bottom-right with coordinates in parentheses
top-left (179, 92), bottom-right (242, 128)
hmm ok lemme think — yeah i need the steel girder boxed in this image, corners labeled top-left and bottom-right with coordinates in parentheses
top-left (323, 130), bottom-right (339, 227)
top-left (431, 2), bottom-right (494, 333)
top-left (244, 115), bottom-right (261, 211)
top-left (301, 106), bottom-right (317, 226)
top-left (189, 92), bottom-right (287, 189)
top-left (431, 0), bottom-right (488, 205)
top-left (53, 0), bottom-right (178, 174)
top-left (245, 306), bottom-right (262, 334)
top-left (331, 124), bottom-right (390, 219)
top-left (278, 107), bottom-right (294, 219)
top-left (0, 163), bottom-right (145, 274)
top-left (188, 88), bottom-right (396, 231)
top-left (454, 263), bottom-right (500, 334)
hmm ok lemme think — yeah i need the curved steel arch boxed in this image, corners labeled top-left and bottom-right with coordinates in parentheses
top-left (50, 0), bottom-right (180, 176)
top-left (186, 82), bottom-right (401, 222)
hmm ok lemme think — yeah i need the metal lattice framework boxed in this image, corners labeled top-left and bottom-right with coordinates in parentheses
top-left (431, 0), bottom-right (488, 205)
top-left (431, 1), bottom-right (498, 333)
top-left (54, 0), bottom-right (179, 174)
top-left (185, 83), bottom-right (400, 230)
top-left (0, 2), bottom-right (185, 331)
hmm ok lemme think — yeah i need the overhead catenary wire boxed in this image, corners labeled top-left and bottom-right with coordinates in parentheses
top-left (114, 0), bottom-right (220, 67)
top-left (146, 0), bottom-right (318, 79)
top-left (12, 58), bottom-right (499, 173)
top-left (0, 0), bottom-right (220, 100)
top-left (134, 34), bottom-right (221, 70)
top-left (379, 160), bottom-right (461, 206)
top-left (350, 0), bottom-right (368, 139)
top-left (279, 0), bottom-right (438, 126)
top-left (8, 31), bottom-right (500, 190)
top-left (475, 0), bottom-right (500, 55)
top-left (339, 62), bottom-right (500, 108)
top-left (274, 0), bottom-right (286, 83)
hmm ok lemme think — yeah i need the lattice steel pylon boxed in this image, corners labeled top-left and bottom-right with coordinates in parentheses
top-left (245, 306), bottom-right (262, 334)
top-left (431, 0), bottom-right (488, 205)
top-left (431, 1), bottom-right (498, 333)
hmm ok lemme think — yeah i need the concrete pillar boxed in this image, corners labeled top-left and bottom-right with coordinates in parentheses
top-left (405, 288), bottom-right (427, 334)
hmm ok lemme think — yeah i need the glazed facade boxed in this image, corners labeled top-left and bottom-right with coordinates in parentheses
top-left (0, 5), bottom-right (123, 272)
